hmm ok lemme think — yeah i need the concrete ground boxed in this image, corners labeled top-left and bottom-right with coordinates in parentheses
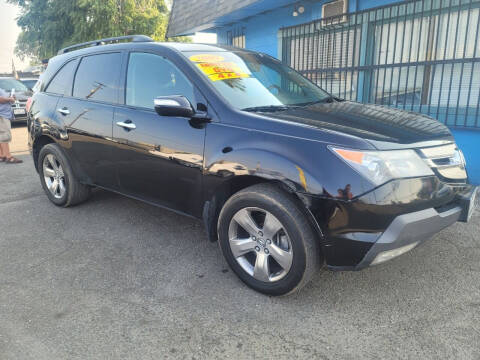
top-left (9, 123), bottom-right (29, 155)
top-left (0, 126), bottom-right (479, 359)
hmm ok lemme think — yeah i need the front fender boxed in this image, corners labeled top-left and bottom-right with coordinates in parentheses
top-left (203, 123), bottom-right (371, 202)
top-left (202, 144), bottom-right (326, 244)
top-left (205, 147), bottom-right (322, 195)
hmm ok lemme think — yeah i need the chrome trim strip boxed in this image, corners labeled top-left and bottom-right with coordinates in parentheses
top-left (419, 144), bottom-right (456, 159)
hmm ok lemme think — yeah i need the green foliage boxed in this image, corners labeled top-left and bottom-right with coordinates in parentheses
top-left (8, 0), bottom-right (190, 60)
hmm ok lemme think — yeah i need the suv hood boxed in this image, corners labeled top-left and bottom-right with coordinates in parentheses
top-left (0, 89), bottom-right (32, 101)
top-left (13, 90), bottom-right (33, 101)
top-left (264, 101), bottom-right (454, 150)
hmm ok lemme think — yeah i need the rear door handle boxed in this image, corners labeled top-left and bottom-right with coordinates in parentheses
top-left (57, 108), bottom-right (70, 115)
top-left (116, 121), bottom-right (136, 130)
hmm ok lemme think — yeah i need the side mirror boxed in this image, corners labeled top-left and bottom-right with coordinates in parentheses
top-left (154, 95), bottom-right (194, 118)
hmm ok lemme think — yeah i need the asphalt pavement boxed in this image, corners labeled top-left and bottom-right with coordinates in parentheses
top-left (0, 148), bottom-right (479, 359)
top-left (9, 123), bottom-right (29, 155)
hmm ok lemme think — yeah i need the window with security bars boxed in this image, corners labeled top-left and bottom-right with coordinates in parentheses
top-left (282, 22), bottom-right (361, 101)
top-left (227, 28), bottom-right (246, 48)
top-left (281, 0), bottom-right (480, 128)
top-left (370, 3), bottom-right (480, 126)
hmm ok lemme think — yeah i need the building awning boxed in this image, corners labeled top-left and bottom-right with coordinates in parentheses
top-left (167, 0), bottom-right (300, 37)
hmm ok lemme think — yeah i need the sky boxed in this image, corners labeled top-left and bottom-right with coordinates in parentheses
top-left (0, 0), bottom-right (215, 73)
top-left (192, 32), bottom-right (217, 44)
top-left (0, 0), bottom-right (31, 72)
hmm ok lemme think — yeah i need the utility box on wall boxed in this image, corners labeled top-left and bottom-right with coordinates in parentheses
top-left (322, 0), bottom-right (349, 25)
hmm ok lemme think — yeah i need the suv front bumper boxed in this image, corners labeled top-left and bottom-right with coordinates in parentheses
top-left (346, 186), bottom-right (476, 270)
top-left (355, 204), bottom-right (462, 270)
top-left (304, 177), bottom-right (477, 270)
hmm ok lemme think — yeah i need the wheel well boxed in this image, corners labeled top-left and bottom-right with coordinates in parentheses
top-left (202, 175), bottom-right (323, 243)
top-left (32, 136), bottom-right (55, 171)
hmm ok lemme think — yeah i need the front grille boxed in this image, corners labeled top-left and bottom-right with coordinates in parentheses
top-left (11, 102), bottom-right (26, 109)
top-left (434, 202), bottom-right (459, 214)
top-left (417, 144), bottom-right (467, 183)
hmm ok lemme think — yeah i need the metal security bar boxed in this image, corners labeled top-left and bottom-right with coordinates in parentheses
top-left (280, 0), bottom-right (480, 128)
top-left (227, 27), bottom-right (246, 48)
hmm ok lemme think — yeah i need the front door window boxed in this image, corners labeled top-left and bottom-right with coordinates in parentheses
top-left (126, 52), bottom-right (195, 109)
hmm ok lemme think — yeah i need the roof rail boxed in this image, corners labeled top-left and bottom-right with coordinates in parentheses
top-left (57, 35), bottom-right (154, 55)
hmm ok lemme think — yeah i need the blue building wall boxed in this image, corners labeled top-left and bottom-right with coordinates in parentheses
top-left (357, 0), bottom-right (402, 10)
top-left (217, 0), bottom-right (324, 57)
top-left (216, 0), bottom-right (404, 58)
top-left (214, 0), bottom-right (480, 184)
top-left (451, 130), bottom-right (480, 184)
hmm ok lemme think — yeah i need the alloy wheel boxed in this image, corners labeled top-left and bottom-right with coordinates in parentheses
top-left (43, 154), bottom-right (66, 199)
top-left (228, 207), bottom-right (293, 282)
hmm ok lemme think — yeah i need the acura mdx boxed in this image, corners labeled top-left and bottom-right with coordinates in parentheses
top-left (28, 36), bottom-right (477, 295)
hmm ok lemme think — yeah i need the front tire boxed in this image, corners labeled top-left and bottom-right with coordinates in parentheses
top-left (38, 143), bottom-right (91, 207)
top-left (217, 184), bottom-right (322, 296)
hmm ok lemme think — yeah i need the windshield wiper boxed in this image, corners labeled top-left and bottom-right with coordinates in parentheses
top-left (242, 97), bottom-right (336, 112)
top-left (242, 105), bottom-right (299, 113)
top-left (295, 97), bottom-right (335, 107)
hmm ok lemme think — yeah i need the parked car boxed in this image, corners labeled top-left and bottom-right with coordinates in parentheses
top-left (0, 77), bottom-right (32, 123)
top-left (20, 78), bottom-right (39, 91)
top-left (28, 36), bottom-right (477, 295)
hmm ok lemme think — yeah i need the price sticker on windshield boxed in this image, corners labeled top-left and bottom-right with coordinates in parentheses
top-left (208, 72), bottom-right (250, 81)
top-left (195, 62), bottom-right (250, 81)
top-left (189, 54), bottom-right (225, 63)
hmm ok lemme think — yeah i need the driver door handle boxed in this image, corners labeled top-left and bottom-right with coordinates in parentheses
top-left (116, 121), bottom-right (136, 130)
top-left (57, 108), bottom-right (70, 115)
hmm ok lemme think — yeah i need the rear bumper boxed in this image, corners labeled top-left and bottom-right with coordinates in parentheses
top-left (12, 114), bottom-right (28, 122)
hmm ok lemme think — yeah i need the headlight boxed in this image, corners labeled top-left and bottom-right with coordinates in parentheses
top-left (453, 148), bottom-right (466, 168)
top-left (330, 147), bottom-right (434, 186)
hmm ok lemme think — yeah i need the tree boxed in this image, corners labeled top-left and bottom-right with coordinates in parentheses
top-left (9, 0), bottom-right (189, 61)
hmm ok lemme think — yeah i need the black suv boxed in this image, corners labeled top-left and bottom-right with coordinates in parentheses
top-left (28, 36), bottom-right (477, 295)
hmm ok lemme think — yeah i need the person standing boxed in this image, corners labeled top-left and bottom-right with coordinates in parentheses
top-left (0, 87), bottom-right (22, 164)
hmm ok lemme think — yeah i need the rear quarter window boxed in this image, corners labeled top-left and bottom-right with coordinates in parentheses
top-left (73, 53), bottom-right (122, 103)
top-left (45, 60), bottom-right (78, 96)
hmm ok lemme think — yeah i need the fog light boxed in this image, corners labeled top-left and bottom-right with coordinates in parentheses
top-left (371, 242), bottom-right (419, 266)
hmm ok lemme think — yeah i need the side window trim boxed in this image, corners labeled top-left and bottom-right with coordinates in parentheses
top-left (118, 51), bottom-right (129, 105)
top-left (71, 51), bottom-right (124, 105)
top-left (63, 57), bottom-right (81, 97)
top-left (123, 51), bottom-right (135, 108)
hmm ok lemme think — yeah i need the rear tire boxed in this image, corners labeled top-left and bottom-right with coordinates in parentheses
top-left (38, 143), bottom-right (91, 207)
top-left (217, 183), bottom-right (322, 296)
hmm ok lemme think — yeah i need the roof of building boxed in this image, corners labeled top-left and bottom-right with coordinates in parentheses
top-left (167, 0), bottom-right (298, 37)
top-left (0, 72), bottom-right (39, 79)
top-left (162, 42), bottom-right (234, 52)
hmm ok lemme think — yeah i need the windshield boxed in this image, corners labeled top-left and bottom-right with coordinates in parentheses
top-left (184, 51), bottom-right (331, 111)
top-left (21, 79), bottom-right (38, 90)
top-left (0, 78), bottom-right (29, 92)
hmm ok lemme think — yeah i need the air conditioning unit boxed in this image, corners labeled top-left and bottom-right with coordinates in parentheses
top-left (322, 0), bottom-right (348, 26)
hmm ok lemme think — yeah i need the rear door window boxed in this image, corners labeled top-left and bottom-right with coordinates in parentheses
top-left (45, 60), bottom-right (78, 96)
top-left (73, 53), bottom-right (122, 103)
top-left (126, 52), bottom-right (195, 109)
